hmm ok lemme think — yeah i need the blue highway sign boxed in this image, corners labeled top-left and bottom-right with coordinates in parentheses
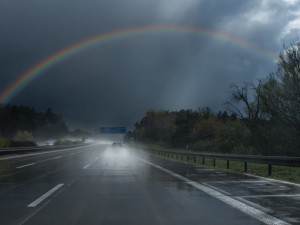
top-left (100, 127), bottom-right (126, 134)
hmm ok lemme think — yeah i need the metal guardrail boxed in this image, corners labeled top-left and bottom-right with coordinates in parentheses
top-left (0, 144), bottom-right (87, 156)
top-left (145, 148), bottom-right (300, 176)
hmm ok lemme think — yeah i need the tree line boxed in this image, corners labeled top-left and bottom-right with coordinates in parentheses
top-left (126, 41), bottom-right (300, 156)
top-left (0, 105), bottom-right (90, 146)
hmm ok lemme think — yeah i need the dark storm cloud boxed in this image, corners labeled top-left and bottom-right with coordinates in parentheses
top-left (1, 0), bottom-right (300, 131)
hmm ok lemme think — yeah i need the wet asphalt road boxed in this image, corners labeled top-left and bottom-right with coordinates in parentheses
top-left (0, 143), bottom-right (299, 225)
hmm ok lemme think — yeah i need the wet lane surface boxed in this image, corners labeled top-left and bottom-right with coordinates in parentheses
top-left (0, 144), bottom-right (298, 224)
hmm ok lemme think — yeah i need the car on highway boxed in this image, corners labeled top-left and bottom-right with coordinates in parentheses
top-left (111, 142), bottom-right (123, 147)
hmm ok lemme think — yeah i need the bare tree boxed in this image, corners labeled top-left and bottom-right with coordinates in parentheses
top-left (226, 81), bottom-right (263, 121)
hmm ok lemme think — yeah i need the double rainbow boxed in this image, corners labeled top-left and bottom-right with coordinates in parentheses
top-left (0, 25), bottom-right (278, 104)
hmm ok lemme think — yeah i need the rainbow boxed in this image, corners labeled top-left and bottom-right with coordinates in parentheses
top-left (0, 25), bottom-right (278, 104)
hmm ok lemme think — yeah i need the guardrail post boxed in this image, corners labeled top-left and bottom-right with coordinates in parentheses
top-left (194, 156), bottom-right (196, 163)
top-left (213, 158), bottom-right (216, 166)
top-left (244, 162), bottom-right (247, 172)
top-left (176, 154), bottom-right (178, 160)
top-left (202, 157), bottom-right (205, 165)
top-left (226, 160), bottom-right (229, 169)
top-left (187, 155), bottom-right (189, 162)
top-left (268, 164), bottom-right (272, 176)
top-left (181, 154), bottom-right (183, 160)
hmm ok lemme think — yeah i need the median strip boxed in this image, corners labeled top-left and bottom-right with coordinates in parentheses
top-left (27, 184), bottom-right (64, 207)
top-left (0, 144), bottom-right (92, 161)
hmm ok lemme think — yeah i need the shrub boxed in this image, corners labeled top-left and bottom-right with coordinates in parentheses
top-left (13, 130), bottom-right (33, 142)
top-left (216, 120), bottom-right (251, 153)
top-left (54, 139), bottom-right (83, 146)
top-left (0, 138), bottom-right (11, 148)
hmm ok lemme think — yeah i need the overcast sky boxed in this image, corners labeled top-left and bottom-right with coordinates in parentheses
top-left (0, 0), bottom-right (300, 132)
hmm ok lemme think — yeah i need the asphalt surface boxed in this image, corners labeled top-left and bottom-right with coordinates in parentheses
top-left (0, 143), bottom-right (299, 225)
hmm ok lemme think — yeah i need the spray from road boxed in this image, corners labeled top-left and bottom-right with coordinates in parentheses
top-left (95, 143), bottom-right (153, 176)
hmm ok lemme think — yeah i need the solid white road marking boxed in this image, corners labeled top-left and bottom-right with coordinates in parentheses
top-left (242, 194), bottom-right (300, 198)
top-left (202, 182), bottom-right (273, 213)
top-left (207, 180), bottom-right (271, 184)
top-left (27, 184), bottom-right (64, 207)
top-left (16, 163), bottom-right (35, 169)
top-left (139, 158), bottom-right (291, 225)
top-left (53, 156), bottom-right (62, 159)
top-left (83, 164), bottom-right (91, 169)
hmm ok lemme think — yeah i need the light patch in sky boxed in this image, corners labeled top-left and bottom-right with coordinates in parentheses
top-left (281, 0), bottom-right (299, 5)
top-left (157, 0), bottom-right (202, 20)
top-left (282, 17), bottom-right (300, 37)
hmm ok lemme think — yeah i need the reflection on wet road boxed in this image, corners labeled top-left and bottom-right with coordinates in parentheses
top-left (0, 143), bottom-right (298, 224)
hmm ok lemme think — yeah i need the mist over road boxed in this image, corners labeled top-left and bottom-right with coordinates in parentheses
top-left (0, 143), bottom-right (298, 224)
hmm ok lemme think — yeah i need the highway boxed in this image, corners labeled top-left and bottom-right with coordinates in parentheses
top-left (0, 143), bottom-right (299, 225)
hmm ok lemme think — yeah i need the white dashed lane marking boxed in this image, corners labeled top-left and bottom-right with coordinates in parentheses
top-left (16, 163), bottom-right (35, 169)
top-left (53, 156), bottom-right (62, 159)
top-left (83, 164), bottom-right (91, 169)
top-left (27, 184), bottom-right (64, 207)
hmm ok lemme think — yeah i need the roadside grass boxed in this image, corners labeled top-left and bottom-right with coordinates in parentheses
top-left (143, 144), bottom-right (300, 184)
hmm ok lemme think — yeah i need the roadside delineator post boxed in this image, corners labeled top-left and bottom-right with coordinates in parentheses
top-left (268, 164), bottom-right (272, 176)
